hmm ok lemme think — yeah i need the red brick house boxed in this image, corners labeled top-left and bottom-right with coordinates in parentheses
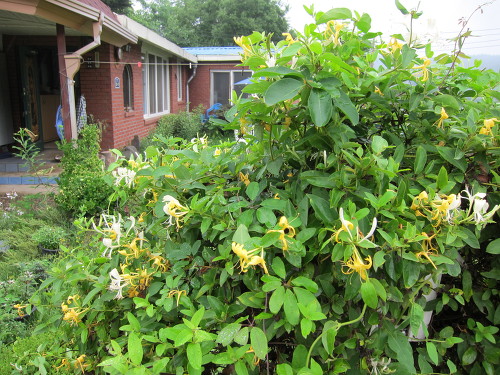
top-left (0, 0), bottom-right (247, 151)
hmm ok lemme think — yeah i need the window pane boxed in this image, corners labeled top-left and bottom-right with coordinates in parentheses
top-left (177, 64), bottom-right (182, 100)
top-left (149, 54), bottom-right (156, 114)
top-left (123, 65), bottom-right (132, 109)
top-left (233, 71), bottom-right (252, 98)
top-left (164, 63), bottom-right (169, 111)
top-left (142, 55), bottom-right (147, 114)
top-left (213, 72), bottom-right (230, 105)
top-left (157, 58), bottom-right (163, 113)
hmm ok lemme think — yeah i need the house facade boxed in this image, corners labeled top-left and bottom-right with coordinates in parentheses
top-left (0, 0), bottom-right (246, 152)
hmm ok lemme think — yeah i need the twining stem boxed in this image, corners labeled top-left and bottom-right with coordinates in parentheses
top-left (306, 304), bottom-right (367, 368)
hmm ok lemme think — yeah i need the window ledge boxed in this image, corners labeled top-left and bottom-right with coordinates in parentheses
top-left (124, 109), bottom-right (134, 117)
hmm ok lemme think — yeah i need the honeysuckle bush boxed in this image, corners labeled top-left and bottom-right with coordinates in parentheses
top-left (32, 6), bottom-right (500, 375)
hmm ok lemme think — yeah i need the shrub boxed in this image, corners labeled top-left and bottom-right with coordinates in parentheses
top-left (32, 226), bottom-right (66, 250)
top-left (56, 124), bottom-right (112, 217)
top-left (35, 5), bottom-right (499, 375)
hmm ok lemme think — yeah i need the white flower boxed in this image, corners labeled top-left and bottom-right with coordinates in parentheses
top-left (462, 187), bottom-right (499, 225)
top-left (162, 195), bottom-right (189, 229)
top-left (108, 268), bottom-right (127, 300)
top-left (112, 167), bottom-right (136, 188)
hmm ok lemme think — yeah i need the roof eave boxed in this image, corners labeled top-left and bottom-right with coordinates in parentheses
top-left (117, 15), bottom-right (197, 63)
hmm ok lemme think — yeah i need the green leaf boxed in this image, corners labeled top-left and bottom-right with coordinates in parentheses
top-left (250, 327), bottom-right (268, 360)
top-left (272, 257), bottom-right (286, 279)
top-left (462, 346), bottom-right (477, 366)
top-left (321, 321), bottom-right (338, 354)
top-left (308, 194), bottom-right (335, 224)
top-left (316, 8), bottom-right (352, 23)
top-left (284, 289), bottom-right (300, 325)
top-left (269, 286), bottom-right (286, 314)
top-left (426, 342), bottom-right (439, 365)
top-left (360, 281), bottom-right (378, 309)
top-left (308, 89), bottom-right (333, 127)
top-left (127, 312), bottom-right (141, 332)
top-left (235, 361), bottom-right (249, 375)
top-left (276, 363), bottom-right (294, 375)
top-left (410, 303), bottom-right (424, 337)
top-left (486, 238), bottom-right (500, 254)
top-left (434, 94), bottom-right (460, 110)
top-left (191, 306), bottom-right (205, 327)
top-left (264, 78), bottom-right (303, 105)
top-left (300, 318), bottom-right (313, 338)
top-left (301, 171), bottom-right (336, 188)
top-left (217, 323), bottom-right (241, 346)
top-left (437, 166), bottom-right (448, 190)
top-left (414, 146), bottom-right (427, 175)
top-left (291, 277), bottom-right (319, 293)
top-left (388, 330), bottom-right (416, 373)
top-left (128, 332), bottom-right (143, 366)
top-left (356, 13), bottom-right (372, 32)
top-left (371, 135), bottom-right (388, 154)
top-left (187, 342), bottom-right (202, 370)
top-left (152, 357), bottom-right (170, 373)
top-left (335, 90), bottom-right (359, 125)
top-left (395, 0), bottom-right (409, 15)
top-left (234, 326), bottom-right (249, 345)
top-left (232, 224), bottom-right (250, 245)
top-left (246, 181), bottom-right (260, 201)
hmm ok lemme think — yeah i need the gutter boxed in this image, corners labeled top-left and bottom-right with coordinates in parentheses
top-left (186, 64), bottom-right (198, 112)
top-left (63, 12), bottom-right (104, 139)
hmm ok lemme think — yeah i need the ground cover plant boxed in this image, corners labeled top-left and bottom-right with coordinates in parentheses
top-left (32, 3), bottom-right (499, 375)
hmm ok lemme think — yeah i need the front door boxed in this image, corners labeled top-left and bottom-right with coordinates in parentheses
top-left (19, 47), bottom-right (43, 150)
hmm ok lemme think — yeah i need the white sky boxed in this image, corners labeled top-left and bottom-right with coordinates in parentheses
top-left (284, 0), bottom-right (500, 55)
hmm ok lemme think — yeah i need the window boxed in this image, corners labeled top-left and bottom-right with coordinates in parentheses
top-left (211, 70), bottom-right (252, 106)
top-left (177, 63), bottom-right (183, 101)
top-left (123, 64), bottom-right (133, 110)
top-left (142, 53), bottom-right (170, 116)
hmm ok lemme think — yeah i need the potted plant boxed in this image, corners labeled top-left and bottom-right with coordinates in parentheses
top-left (32, 226), bottom-right (66, 255)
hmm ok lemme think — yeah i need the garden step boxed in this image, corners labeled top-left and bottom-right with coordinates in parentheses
top-left (0, 175), bottom-right (58, 185)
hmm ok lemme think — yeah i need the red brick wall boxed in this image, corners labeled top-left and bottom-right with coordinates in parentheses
top-left (187, 62), bottom-right (245, 111)
top-left (81, 43), bottom-right (150, 150)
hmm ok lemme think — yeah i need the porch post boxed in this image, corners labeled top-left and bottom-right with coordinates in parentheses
top-left (56, 23), bottom-right (72, 141)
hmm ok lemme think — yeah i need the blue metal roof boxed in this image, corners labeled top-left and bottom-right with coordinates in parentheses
top-left (183, 46), bottom-right (242, 56)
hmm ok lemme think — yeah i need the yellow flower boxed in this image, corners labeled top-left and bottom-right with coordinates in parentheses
top-left (118, 236), bottom-right (147, 262)
top-left (284, 116), bottom-right (292, 129)
top-left (74, 354), bottom-right (89, 373)
top-left (231, 242), bottom-right (268, 274)
top-left (435, 107), bottom-right (449, 128)
top-left (479, 118), bottom-right (498, 135)
top-left (333, 208), bottom-right (355, 242)
top-left (388, 38), bottom-right (403, 53)
top-left (416, 232), bottom-right (438, 269)
top-left (239, 172), bottom-right (251, 186)
top-left (149, 252), bottom-right (170, 272)
top-left (162, 195), bottom-right (189, 229)
top-left (214, 148), bottom-right (221, 156)
top-left (411, 191), bottom-right (429, 212)
top-left (239, 117), bottom-right (250, 135)
top-left (414, 58), bottom-right (431, 82)
top-left (325, 20), bottom-right (345, 46)
top-left (282, 32), bottom-right (296, 44)
top-left (266, 216), bottom-right (296, 251)
top-left (342, 248), bottom-right (372, 281)
top-left (234, 36), bottom-right (252, 58)
top-left (13, 304), bottom-right (27, 317)
top-left (374, 86), bottom-right (383, 96)
top-left (431, 193), bottom-right (461, 226)
top-left (63, 308), bottom-right (87, 326)
top-left (167, 289), bottom-right (187, 306)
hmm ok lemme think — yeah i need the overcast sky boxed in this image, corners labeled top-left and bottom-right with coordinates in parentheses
top-left (284, 0), bottom-right (500, 56)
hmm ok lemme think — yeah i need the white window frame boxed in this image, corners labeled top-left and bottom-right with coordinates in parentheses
top-left (142, 52), bottom-right (170, 118)
top-left (210, 70), bottom-right (252, 106)
top-left (177, 62), bottom-right (183, 101)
